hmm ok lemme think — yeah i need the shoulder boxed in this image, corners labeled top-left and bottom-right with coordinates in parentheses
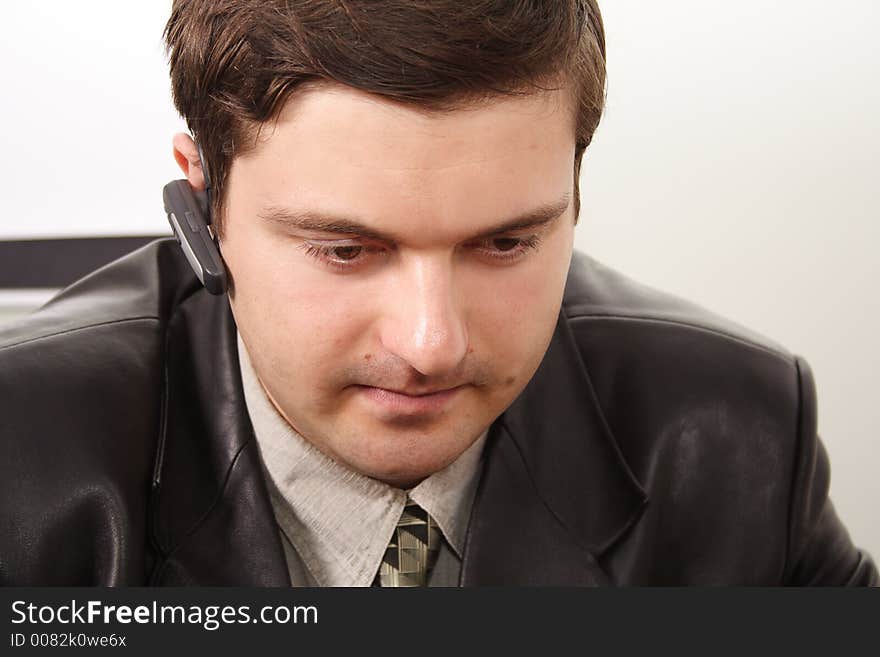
top-left (561, 249), bottom-right (807, 512)
top-left (561, 250), bottom-right (802, 415)
top-left (561, 251), bottom-right (805, 440)
top-left (0, 238), bottom-right (199, 423)
top-left (562, 249), bottom-right (792, 362)
top-left (558, 253), bottom-right (866, 585)
top-left (0, 239), bottom-right (199, 583)
top-left (0, 237), bottom-right (196, 353)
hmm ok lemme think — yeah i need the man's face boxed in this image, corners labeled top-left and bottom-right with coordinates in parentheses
top-left (222, 82), bottom-right (576, 487)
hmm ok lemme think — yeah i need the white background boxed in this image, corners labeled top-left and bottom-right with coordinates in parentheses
top-left (1, 1), bottom-right (877, 563)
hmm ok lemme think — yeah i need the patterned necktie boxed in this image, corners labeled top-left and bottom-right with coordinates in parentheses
top-left (374, 499), bottom-right (442, 587)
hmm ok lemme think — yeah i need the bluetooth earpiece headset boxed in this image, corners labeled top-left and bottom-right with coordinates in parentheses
top-left (162, 143), bottom-right (229, 295)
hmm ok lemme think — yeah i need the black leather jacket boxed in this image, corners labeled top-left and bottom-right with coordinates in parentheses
top-left (1, 239), bottom-right (876, 585)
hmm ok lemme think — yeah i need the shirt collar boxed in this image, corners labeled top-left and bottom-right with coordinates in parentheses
top-left (237, 332), bottom-right (486, 586)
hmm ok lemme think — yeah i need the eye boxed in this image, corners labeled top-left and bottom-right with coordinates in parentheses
top-left (298, 241), bottom-right (387, 271)
top-left (323, 245), bottom-right (362, 261)
top-left (474, 234), bottom-right (543, 263)
top-left (491, 237), bottom-right (522, 252)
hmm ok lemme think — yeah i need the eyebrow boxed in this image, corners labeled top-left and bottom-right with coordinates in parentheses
top-left (257, 194), bottom-right (571, 243)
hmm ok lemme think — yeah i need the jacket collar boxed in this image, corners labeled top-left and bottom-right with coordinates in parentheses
top-left (461, 307), bottom-right (648, 585)
top-left (150, 288), bottom-right (647, 586)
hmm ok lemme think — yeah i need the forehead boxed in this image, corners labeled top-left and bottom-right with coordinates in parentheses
top-left (264, 81), bottom-right (574, 162)
top-left (229, 82), bottom-right (576, 239)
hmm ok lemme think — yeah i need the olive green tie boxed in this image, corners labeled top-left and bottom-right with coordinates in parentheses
top-left (374, 499), bottom-right (441, 587)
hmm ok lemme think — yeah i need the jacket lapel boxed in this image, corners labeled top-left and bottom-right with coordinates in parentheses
top-left (461, 308), bottom-right (648, 585)
top-left (148, 290), bottom-right (290, 585)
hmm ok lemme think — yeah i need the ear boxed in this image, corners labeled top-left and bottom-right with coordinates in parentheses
top-left (172, 133), bottom-right (207, 191)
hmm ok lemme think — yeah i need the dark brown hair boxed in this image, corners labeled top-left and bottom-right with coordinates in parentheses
top-left (164, 0), bottom-right (606, 234)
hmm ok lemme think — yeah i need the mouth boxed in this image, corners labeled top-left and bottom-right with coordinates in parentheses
top-left (353, 384), bottom-right (465, 417)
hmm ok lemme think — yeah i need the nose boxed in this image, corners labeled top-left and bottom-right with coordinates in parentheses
top-left (378, 255), bottom-right (469, 379)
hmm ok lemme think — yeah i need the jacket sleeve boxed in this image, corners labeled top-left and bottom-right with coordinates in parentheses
top-left (782, 357), bottom-right (878, 585)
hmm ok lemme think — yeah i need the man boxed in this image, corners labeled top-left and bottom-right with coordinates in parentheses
top-left (0, 0), bottom-right (875, 586)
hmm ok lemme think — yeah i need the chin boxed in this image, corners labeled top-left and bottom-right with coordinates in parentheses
top-left (359, 455), bottom-right (450, 489)
top-left (339, 439), bottom-right (461, 489)
top-left (374, 472), bottom-right (428, 490)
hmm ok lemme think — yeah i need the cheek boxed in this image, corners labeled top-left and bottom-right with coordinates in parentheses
top-left (226, 238), bottom-right (373, 381)
top-left (466, 240), bottom-right (571, 366)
